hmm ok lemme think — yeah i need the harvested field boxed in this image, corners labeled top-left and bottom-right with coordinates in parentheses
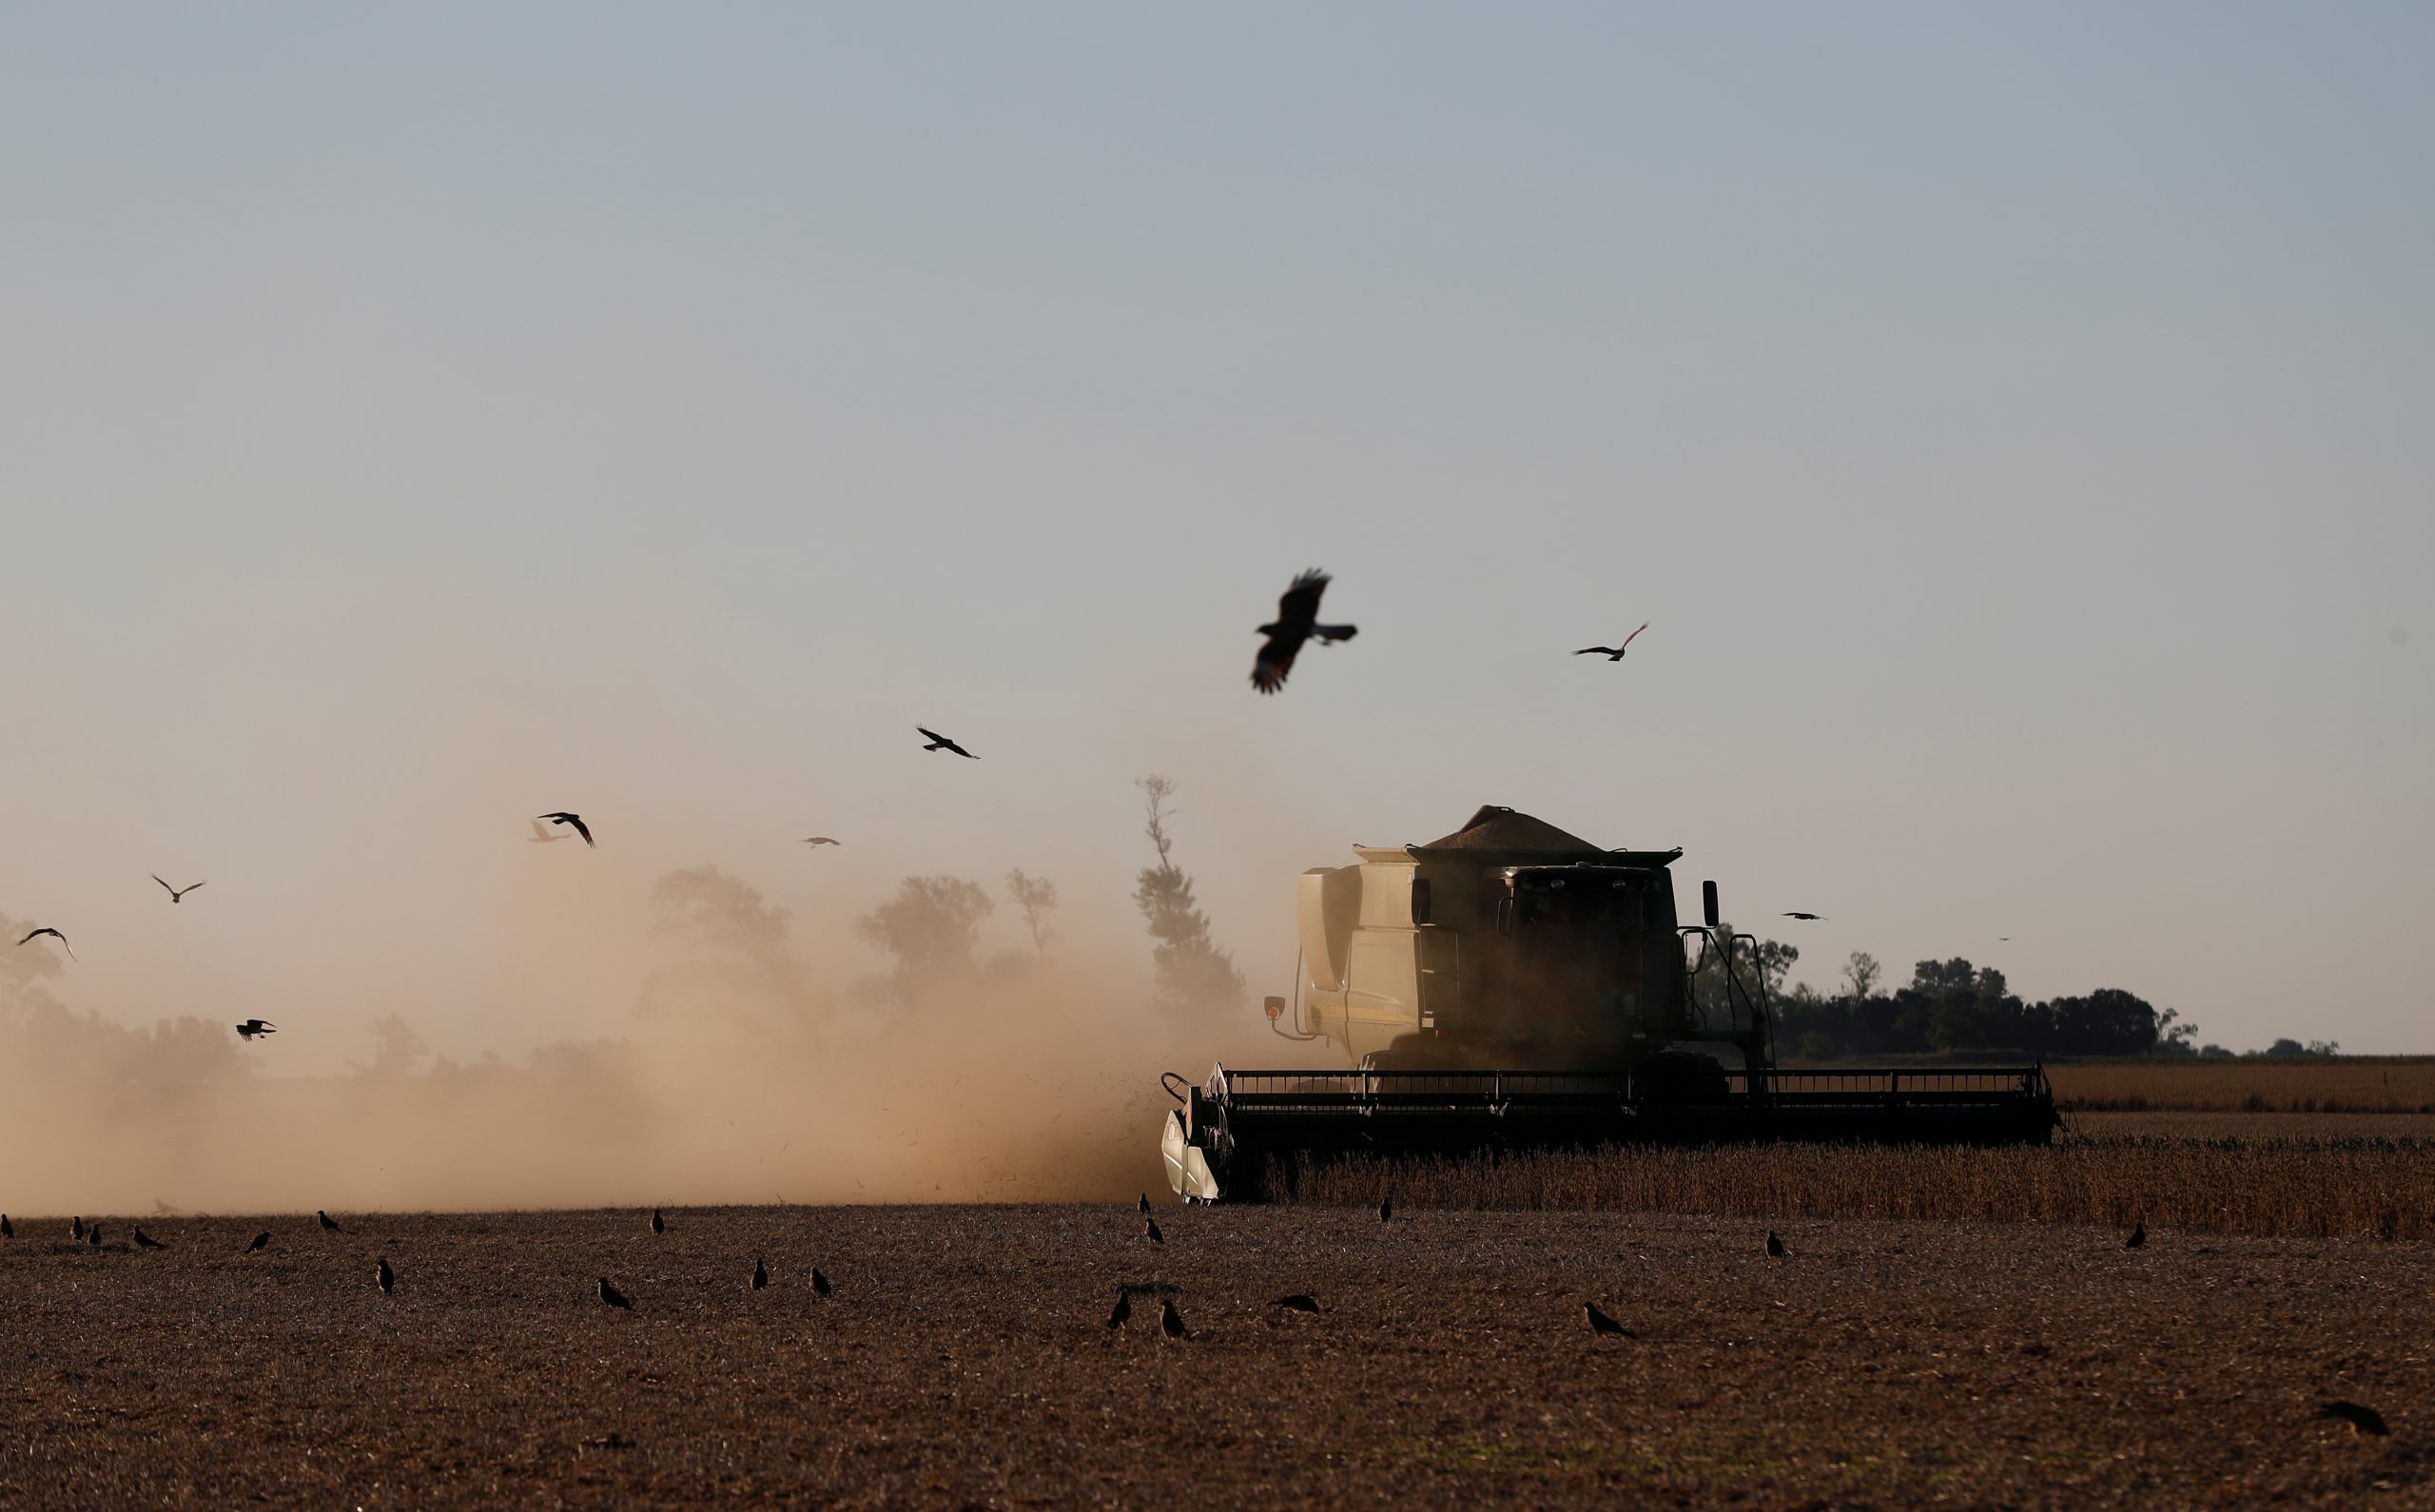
top-left (2, 1203), bottom-right (2429, 1507)
top-left (2049, 1059), bottom-right (2435, 1115)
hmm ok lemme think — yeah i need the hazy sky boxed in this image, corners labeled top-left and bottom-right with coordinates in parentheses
top-left (2, 5), bottom-right (2427, 1067)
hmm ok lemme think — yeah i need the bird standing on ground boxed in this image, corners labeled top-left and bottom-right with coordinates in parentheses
top-left (1766, 1231), bottom-right (1789, 1258)
top-left (133, 1227), bottom-right (167, 1250)
top-left (1253, 570), bottom-right (1357, 694)
top-left (1583, 1301), bottom-right (1630, 1337)
top-left (810, 1267), bottom-right (831, 1296)
top-left (1572, 624), bottom-right (1648, 661)
top-left (151, 875), bottom-right (205, 903)
top-left (1378, 1194), bottom-right (1393, 1223)
top-left (87, 1226), bottom-right (102, 1248)
top-left (377, 1257), bottom-right (395, 1295)
top-left (1159, 1298), bottom-right (1191, 1340)
top-left (1782, 912), bottom-right (1824, 921)
top-left (16, 927), bottom-right (74, 961)
top-left (319, 1211), bottom-right (342, 1233)
top-left (536, 812), bottom-right (594, 846)
top-left (70, 1216), bottom-right (84, 1241)
top-left (800, 837), bottom-right (841, 847)
top-left (2125, 1218), bottom-right (2146, 1249)
top-left (1143, 1215), bottom-right (1163, 1245)
top-left (2321, 1401), bottom-right (2391, 1436)
top-left (1106, 1289), bottom-right (1132, 1329)
top-left (599, 1277), bottom-right (633, 1310)
top-left (1137, 1192), bottom-right (1151, 1215)
top-left (235, 1020), bottom-right (276, 1041)
top-left (1272, 1293), bottom-right (1321, 1314)
top-left (1, 1214), bottom-right (12, 1239)
top-left (916, 727), bottom-right (978, 759)
top-left (751, 1257), bottom-right (769, 1290)
top-left (650, 1208), bottom-right (665, 1234)
top-left (246, 1232), bottom-right (269, 1253)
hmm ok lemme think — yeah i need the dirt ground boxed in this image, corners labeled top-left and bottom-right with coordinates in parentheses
top-left (1, 1203), bottom-right (2428, 1508)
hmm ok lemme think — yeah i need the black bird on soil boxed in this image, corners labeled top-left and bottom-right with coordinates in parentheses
top-left (2321, 1400), bottom-right (2391, 1436)
top-left (246, 1232), bottom-right (270, 1253)
top-left (0, 1213), bottom-right (11, 1239)
top-left (16, 927), bottom-right (75, 961)
top-left (752, 1257), bottom-right (769, 1290)
top-left (319, 1210), bottom-right (342, 1232)
top-left (133, 1227), bottom-right (167, 1250)
top-left (1159, 1298), bottom-right (1192, 1341)
top-left (235, 1019), bottom-right (276, 1041)
top-left (1272, 1293), bottom-right (1321, 1314)
top-left (152, 875), bottom-right (205, 903)
top-left (2125, 1218), bottom-right (2147, 1249)
top-left (1583, 1301), bottom-right (1631, 1337)
top-left (87, 1226), bottom-right (103, 1248)
top-left (1766, 1231), bottom-right (1789, 1258)
top-left (70, 1216), bottom-right (84, 1241)
top-left (1378, 1194), bottom-right (1393, 1223)
top-left (536, 812), bottom-right (594, 846)
top-left (1252, 570), bottom-right (1357, 694)
top-left (1143, 1215), bottom-right (1163, 1246)
top-left (916, 727), bottom-right (978, 759)
top-left (1573, 624), bottom-right (1648, 661)
top-left (599, 1277), bottom-right (633, 1310)
top-left (1138, 1192), bottom-right (1151, 1215)
top-left (1106, 1289), bottom-right (1132, 1329)
top-left (810, 1267), bottom-right (831, 1297)
top-left (651, 1208), bottom-right (665, 1234)
top-left (1782, 912), bottom-right (1824, 921)
top-left (377, 1257), bottom-right (395, 1295)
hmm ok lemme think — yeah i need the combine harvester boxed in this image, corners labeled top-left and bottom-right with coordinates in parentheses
top-left (1160, 806), bottom-right (2056, 1201)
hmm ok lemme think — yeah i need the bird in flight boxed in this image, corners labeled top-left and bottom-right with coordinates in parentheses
top-left (1782, 912), bottom-right (1824, 921)
top-left (1253, 569), bottom-right (1357, 694)
top-left (152, 876), bottom-right (206, 903)
top-left (1573, 624), bottom-right (1649, 661)
top-left (16, 927), bottom-right (74, 961)
top-left (800, 837), bottom-right (842, 847)
top-left (917, 727), bottom-right (977, 759)
top-left (235, 1020), bottom-right (277, 1041)
top-left (1583, 1301), bottom-right (1631, 1337)
top-left (536, 812), bottom-right (594, 846)
top-left (526, 819), bottom-right (572, 844)
top-left (598, 1277), bottom-right (634, 1310)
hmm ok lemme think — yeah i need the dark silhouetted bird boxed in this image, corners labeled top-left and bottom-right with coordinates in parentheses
top-left (87, 1226), bottom-right (102, 1248)
top-left (1782, 912), bottom-right (1824, 921)
top-left (377, 1257), bottom-right (395, 1295)
top-left (599, 1277), bottom-right (633, 1310)
top-left (1378, 1194), bottom-right (1393, 1223)
top-left (1573, 624), bottom-right (1648, 661)
top-left (810, 1267), bottom-right (831, 1296)
top-left (16, 927), bottom-right (74, 961)
top-left (1766, 1231), bottom-right (1788, 1258)
top-left (800, 837), bottom-right (841, 847)
top-left (2321, 1400), bottom-right (2390, 1436)
top-left (0, 1213), bottom-right (11, 1239)
top-left (536, 812), bottom-right (594, 846)
top-left (751, 1257), bottom-right (769, 1290)
top-left (917, 727), bottom-right (977, 759)
top-left (152, 875), bottom-right (205, 903)
top-left (70, 1216), bottom-right (84, 1240)
top-left (1138, 1192), bottom-right (1151, 1215)
top-left (1584, 1301), bottom-right (1630, 1337)
top-left (1253, 570), bottom-right (1357, 694)
top-left (1106, 1289), bottom-right (1132, 1329)
top-left (133, 1227), bottom-right (167, 1250)
top-left (246, 1231), bottom-right (270, 1253)
top-left (1272, 1293), bottom-right (1321, 1314)
top-left (2126, 1218), bottom-right (2146, 1249)
top-left (1159, 1298), bottom-right (1191, 1340)
top-left (1143, 1215), bottom-right (1163, 1245)
top-left (319, 1210), bottom-right (342, 1232)
top-left (651, 1208), bottom-right (665, 1234)
top-left (235, 1019), bottom-right (276, 1040)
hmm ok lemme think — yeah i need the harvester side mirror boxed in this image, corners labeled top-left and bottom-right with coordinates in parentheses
top-left (1703, 880), bottom-right (1720, 930)
top-left (1410, 879), bottom-right (1432, 926)
top-left (1262, 996), bottom-right (1284, 1020)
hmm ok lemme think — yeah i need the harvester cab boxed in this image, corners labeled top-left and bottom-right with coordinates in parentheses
top-left (1159, 804), bottom-right (2055, 1202)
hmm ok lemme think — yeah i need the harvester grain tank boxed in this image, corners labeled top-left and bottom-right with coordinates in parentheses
top-left (1159, 805), bottom-right (2056, 1201)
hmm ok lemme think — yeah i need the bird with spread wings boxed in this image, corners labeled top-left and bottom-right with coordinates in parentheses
top-left (16, 927), bottom-right (74, 961)
top-left (152, 875), bottom-right (206, 902)
top-left (536, 812), bottom-right (594, 846)
top-left (1574, 624), bottom-right (1648, 661)
top-left (1252, 569), bottom-right (1357, 694)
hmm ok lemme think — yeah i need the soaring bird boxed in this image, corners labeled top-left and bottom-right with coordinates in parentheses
top-left (16, 927), bottom-right (74, 961)
top-left (377, 1257), bottom-right (395, 1295)
top-left (1782, 912), bottom-right (1824, 921)
top-left (2125, 1218), bottom-right (2146, 1249)
top-left (599, 1277), bottom-right (633, 1310)
top-left (1143, 1215), bottom-right (1163, 1246)
top-left (650, 1208), bottom-right (665, 1234)
top-left (1, 1214), bottom-right (12, 1239)
top-left (1159, 1298), bottom-right (1191, 1341)
top-left (1583, 1301), bottom-right (1631, 1337)
top-left (526, 818), bottom-right (572, 843)
top-left (800, 837), bottom-right (841, 847)
top-left (751, 1257), bottom-right (769, 1290)
top-left (1573, 624), bottom-right (1648, 661)
top-left (1252, 570), bottom-right (1357, 694)
top-left (246, 1232), bottom-right (270, 1253)
top-left (1272, 1293), bottom-right (1321, 1314)
top-left (2321, 1401), bottom-right (2391, 1436)
top-left (152, 875), bottom-right (206, 903)
top-left (1106, 1289), bottom-right (1132, 1329)
top-left (810, 1267), bottom-right (832, 1297)
top-left (917, 727), bottom-right (977, 759)
top-left (319, 1211), bottom-right (343, 1233)
top-left (536, 812), bottom-right (594, 846)
top-left (133, 1227), bottom-right (167, 1250)
top-left (1766, 1231), bottom-right (1789, 1258)
top-left (235, 1020), bottom-right (277, 1041)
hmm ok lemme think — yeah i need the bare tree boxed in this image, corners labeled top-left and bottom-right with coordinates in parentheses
top-left (1133, 776), bottom-right (1245, 1016)
top-left (1841, 951), bottom-right (1882, 1003)
top-left (1004, 868), bottom-right (1058, 957)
